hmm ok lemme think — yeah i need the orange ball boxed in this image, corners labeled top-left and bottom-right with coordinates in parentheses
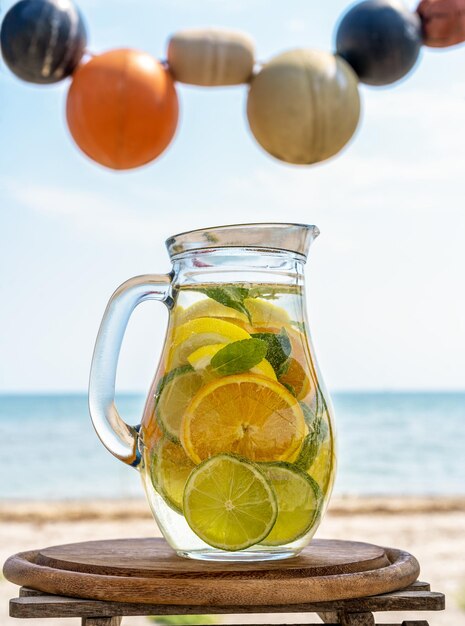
top-left (66, 49), bottom-right (179, 170)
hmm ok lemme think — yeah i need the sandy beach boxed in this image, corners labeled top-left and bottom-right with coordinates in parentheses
top-left (1, 497), bottom-right (464, 626)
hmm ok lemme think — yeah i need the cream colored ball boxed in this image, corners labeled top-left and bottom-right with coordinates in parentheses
top-left (247, 49), bottom-right (361, 165)
top-left (167, 28), bottom-right (255, 86)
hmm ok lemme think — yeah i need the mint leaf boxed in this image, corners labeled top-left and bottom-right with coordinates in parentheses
top-left (295, 401), bottom-right (329, 470)
top-left (247, 286), bottom-right (279, 300)
top-left (210, 339), bottom-right (267, 376)
top-left (277, 358), bottom-right (291, 378)
top-left (300, 401), bottom-right (317, 426)
top-left (198, 286), bottom-right (251, 321)
top-left (282, 382), bottom-right (296, 396)
top-left (250, 328), bottom-right (291, 373)
top-left (295, 433), bottom-right (319, 471)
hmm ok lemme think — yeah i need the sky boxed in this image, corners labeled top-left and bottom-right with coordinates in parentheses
top-left (0, 0), bottom-right (464, 393)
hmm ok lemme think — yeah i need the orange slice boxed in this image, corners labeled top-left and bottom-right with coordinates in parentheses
top-left (279, 357), bottom-right (311, 400)
top-left (181, 374), bottom-right (306, 464)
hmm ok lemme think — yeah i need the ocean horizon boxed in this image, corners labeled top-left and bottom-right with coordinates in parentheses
top-left (2, 391), bottom-right (464, 500)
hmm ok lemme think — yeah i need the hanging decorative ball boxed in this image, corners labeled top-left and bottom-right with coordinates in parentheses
top-left (417, 0), bottom-right (465, 47)
top-left (167, 28), bottom-right (255, 86)
top-left (66, 49), bottom-right (179, 170)
top-left (0, 0), bottom-right (87, 84)
top-left (335, 0), bottom-right (422, 86)
top-left (246, 49), bottom-right (361, 165)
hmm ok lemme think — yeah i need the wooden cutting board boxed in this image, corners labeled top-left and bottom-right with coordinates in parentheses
top-left (3, 538), bottom-right (419, 606)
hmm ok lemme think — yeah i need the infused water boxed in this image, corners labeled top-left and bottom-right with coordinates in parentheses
top-left (139, 283), bottom-right (336, 561)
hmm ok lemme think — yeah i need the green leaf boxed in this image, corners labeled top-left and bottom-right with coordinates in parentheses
top-left (250, 328), bottom-right (291, 374)
top-left (210, 338), bottom-right (268, 376)
top-left (295, 401), bottom-right (329, 470)
top-left (247, 285), bottom-right (299, 300)
top-left (295, 433), bottom-right (319, 472)
top-left (197, 286), bottom-right (251, 321)
top-left (277, 358), bottom-right (290, 378)
top-left (247, 286), bottom-right (280, 300)
top-left (300, 401), bottom-right (316, 425)
top-left (282, 382), bottom-right (296, 396)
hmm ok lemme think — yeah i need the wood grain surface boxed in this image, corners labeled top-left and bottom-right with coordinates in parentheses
top-left (3, 538), bottom-right (420, 606)
top-left (8, 584), bottom-right (445, 619)
top-left (36, 538), bottom-right (389, 578)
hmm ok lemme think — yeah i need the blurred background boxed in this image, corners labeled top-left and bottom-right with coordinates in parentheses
top-left (1, 0), bottom-right (464, 624)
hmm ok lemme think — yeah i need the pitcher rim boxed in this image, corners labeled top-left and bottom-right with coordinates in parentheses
top-left (166, 222), bottom-right (320, 260)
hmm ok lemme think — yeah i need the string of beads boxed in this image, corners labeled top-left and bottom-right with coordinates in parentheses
top-left (1, 0), bottom-right (464, 170)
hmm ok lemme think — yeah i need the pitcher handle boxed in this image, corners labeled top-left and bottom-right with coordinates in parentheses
top-left (89, 274), bottom-right (172, 468)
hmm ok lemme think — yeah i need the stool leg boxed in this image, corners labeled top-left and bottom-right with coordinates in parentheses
top-left (318, 611), bottom-right (375, 626)
top-left (81, 618), bottom-right (122, 626)
top-left (318, 611), bottom-right (340, 623)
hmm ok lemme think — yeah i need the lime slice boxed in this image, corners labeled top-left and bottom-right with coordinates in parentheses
top-left (156, 369), bottom-right (203, 441)
top-left (169, 317), bottom-right (251, 367)
top-left (151, 438), bottom-right (196, 513)
top-left (183, 454), bottom-right (277, 551)
top-left (260, 462), bottom-right (321, 546)
top-left (187, 343), bottom-right (277, 380)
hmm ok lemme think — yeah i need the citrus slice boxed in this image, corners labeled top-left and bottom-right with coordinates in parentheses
top-left (278, 357), bottom-right (311, 400)
top-left (142, 417), bottom-right (164, 451)
top-left (181, 374), bottom-right (306, 464)
top-left (308, 437), bottom-right (335, 495)
top-left (171, 304), bottom-right (185, 327)
top-left (176, 300), bottom-right (248, 326)
top-left (183, 453), bottom-right (277, 551)
top-left (151, 438), bottom-right (196, 513)
top-left (156, 369), bottom-right (203, 441)
top-left (169, 317), bottom-right (251, 367)
top-left (244, 298), bottom-right (290, 327)
top-left (260, 462), bottom-right (321, 546)
top-left (187, 343), bottom-right (277, 380)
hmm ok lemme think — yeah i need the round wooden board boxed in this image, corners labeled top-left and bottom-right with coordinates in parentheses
top-left (4, 538), bottom-right (419, 606)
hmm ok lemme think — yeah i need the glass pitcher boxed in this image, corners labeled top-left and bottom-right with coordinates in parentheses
top-left (89, 223), bottom-right (336, 562)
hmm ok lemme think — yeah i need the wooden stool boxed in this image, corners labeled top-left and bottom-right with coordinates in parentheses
top-left (4, 538), bottom-right (445, 626)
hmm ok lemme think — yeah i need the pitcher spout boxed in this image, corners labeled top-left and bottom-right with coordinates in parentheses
top-left (166, 223), bottom-right (320, 261)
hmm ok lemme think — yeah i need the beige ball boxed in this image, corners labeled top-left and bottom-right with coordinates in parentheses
top-left (247, 49), bottom-right (361, 165)
top-left (167, 28), bottom-right (255, 86)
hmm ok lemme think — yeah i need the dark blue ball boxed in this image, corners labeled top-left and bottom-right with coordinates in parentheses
top-left (1, 0), bottom-right (87, 84)
top-left (335, 0), bottom-right (422, 86)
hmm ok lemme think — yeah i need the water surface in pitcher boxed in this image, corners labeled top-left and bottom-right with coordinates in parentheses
top-left (140, 283), bottom-right (336, 560)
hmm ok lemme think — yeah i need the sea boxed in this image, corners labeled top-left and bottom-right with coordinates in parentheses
top-left (1, 392), bottom-right (464, 500)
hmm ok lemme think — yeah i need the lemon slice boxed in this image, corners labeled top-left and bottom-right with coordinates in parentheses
top-left (183, 453), bottom-right (277, 551)
top-left (187, 343), bottom-right (277, 380)
top-left (260, 462), bottom-right (321, 546)
top-left (156, 369), bottom-right (203, 441)
top-left (151, 438), bottom-right (196, 513)
top-left (244, 298), bottom-right (290, 327)
top-left (181, 373), bottom-right (306, 464)
top-left (169, 317), bottom-right (251, 367)
top-left (176, 300), bottom-right (248, 326)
